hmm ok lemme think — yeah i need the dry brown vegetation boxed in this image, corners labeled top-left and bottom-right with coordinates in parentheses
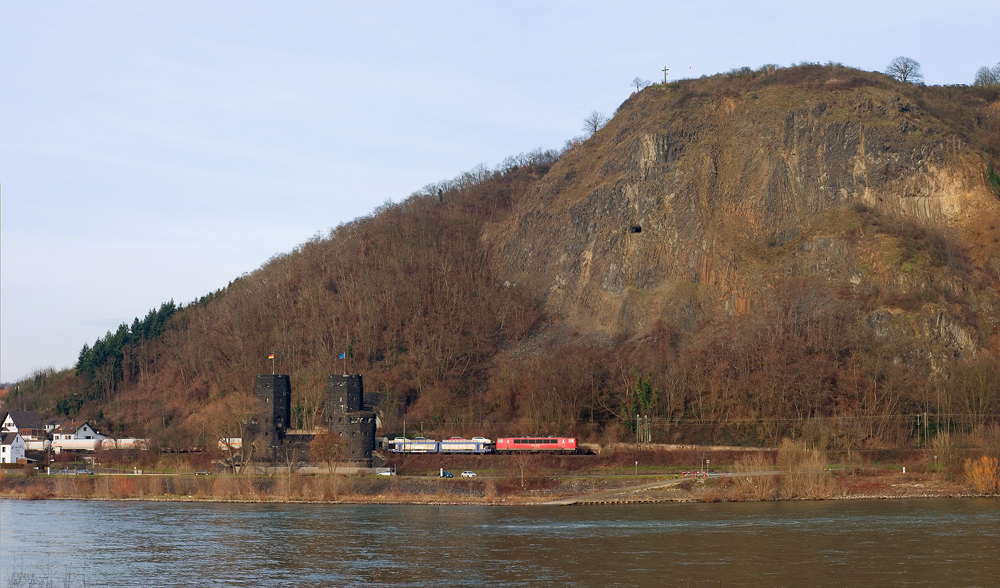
top-left (964, 455), bottom-right (1000, 493)
top-left (7, 64), bottom-right (1000, 457)
top-left (0, 438), bottom-right (987, 504)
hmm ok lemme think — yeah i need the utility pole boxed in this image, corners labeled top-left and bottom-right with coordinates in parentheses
top-left (662, 66), bottom-right (669, 83)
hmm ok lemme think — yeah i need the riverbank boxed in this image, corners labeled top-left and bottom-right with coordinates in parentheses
top-left (5, 441), bottom-right (995, 505)
top-left (0, 469), bottom-right (985, 505)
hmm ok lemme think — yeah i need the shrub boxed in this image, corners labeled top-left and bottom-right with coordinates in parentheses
top-left (110, 476), bottom-right (134, 499)
top-left (93, 476), bottom-right (112, 498)
top-left (776, 438), bottom-right (833, 499)
top-left (131, 476), bottom-right (151, 497)
top-left (988, 164), bottom-right (1000, 198)
top-left (212, 476), bottom-right (238, 500)
top-left (484, 480), bottom-right (500, 502)
top-left (74, 476), bottom-right (92, 498)
top-left (964, 456), bottom-right (1000, 493)
top-left (24, 483), bottom-right (50, 500)
top-left (734, 452), bottom-right (777, 500)
top-left (699, 487), bottom-right (723, 502)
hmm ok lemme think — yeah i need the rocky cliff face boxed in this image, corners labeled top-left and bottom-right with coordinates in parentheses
top-left (486, 68), bottom-right (1000, 365)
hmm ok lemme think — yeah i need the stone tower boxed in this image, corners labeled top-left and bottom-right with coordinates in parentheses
top-left (252, 374), bottom-right (291, 461)
top-left (325, 374), bottom-right (376, 464)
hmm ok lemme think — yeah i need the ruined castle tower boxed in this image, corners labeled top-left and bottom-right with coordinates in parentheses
top-left (251, 374), bottom-right (291, 461)
top-left (248, 373), bottom-right (376, 466)
top-left (325, 374), bottom-right (376, 464)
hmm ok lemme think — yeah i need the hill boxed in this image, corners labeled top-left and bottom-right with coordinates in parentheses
top-left (8, 64), bottom-right (1000, 451)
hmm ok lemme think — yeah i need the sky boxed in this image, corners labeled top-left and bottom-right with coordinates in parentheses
top-left (2, 1), bottom-right (998, 383)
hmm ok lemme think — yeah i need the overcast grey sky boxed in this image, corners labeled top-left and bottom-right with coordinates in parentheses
top-left (2, 1), bottom-right (998, 383)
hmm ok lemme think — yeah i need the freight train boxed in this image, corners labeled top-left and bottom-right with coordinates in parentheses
top-left (387, 436), bottom-right (578, 454)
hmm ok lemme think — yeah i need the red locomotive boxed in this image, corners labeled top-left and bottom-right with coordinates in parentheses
top-left (494, 436), bottom-right (577, 453)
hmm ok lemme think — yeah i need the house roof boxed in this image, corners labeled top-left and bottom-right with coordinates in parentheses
top-left (51, 421), bottom-right (86, 435)
top-left (4, 411), bottom-right (43, 430)
top-left (1, 432), bottom-right (23, 445)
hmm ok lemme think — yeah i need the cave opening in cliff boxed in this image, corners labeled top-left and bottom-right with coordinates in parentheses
top-left (629, 225), bottom-right (642, 233)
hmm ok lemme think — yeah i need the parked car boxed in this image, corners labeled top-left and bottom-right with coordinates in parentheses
top-left (461, 471), bottom-right (477, 478)
top-left (377, 470), bottom-right (395, 476)
top-left (440, 470), bottom-right (453, 478)
top-left (195, 470), bottom-right (211, 475)
top-left (76, 469), bottom-right (94, 476)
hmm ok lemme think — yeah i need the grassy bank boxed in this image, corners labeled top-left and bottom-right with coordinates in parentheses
top-left (0, 469), bottom-right (986, 505)
top-left (2, 441), bottom-right (994, 504)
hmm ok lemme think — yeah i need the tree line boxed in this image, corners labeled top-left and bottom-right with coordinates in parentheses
top-left (74, 301), bottom-right (178, 406)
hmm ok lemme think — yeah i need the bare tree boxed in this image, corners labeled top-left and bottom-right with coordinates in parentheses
top-left (280, 443), bottom-right (298, 500)
top-left (955, 360), bottom-right (1000, 434)
top-left (974, 63), bottom-right (1000, 87)
top-left (631, 77), bottom-right (652, 92)
top-left (199, 391), bottom-right (264, 475)
top-left (885, 56), bottom-right (923, 83)
top-left (512, 453), bottom-right (538, 487)
top-left (310, 428), bottom-right (347, 476)
top-left (582, 111), bottom-right (610, 137)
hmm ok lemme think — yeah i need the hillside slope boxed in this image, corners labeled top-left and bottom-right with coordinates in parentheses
top-left (488, 66), bottom-right (1000, 358)
top-left (10, 64), bottom-right (1000, 450)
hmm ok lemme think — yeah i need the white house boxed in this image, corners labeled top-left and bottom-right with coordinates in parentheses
top-left (1, 411), bottom-right (45, 441)
top-left (43, 417), bottom-right (71, 434)
top-left (50, 421), bottom-right (106, 453)
top-left (1, 432), bottom-right (26, 464)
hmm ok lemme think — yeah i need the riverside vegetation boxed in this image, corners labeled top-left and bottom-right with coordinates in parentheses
top-left (2, 438), bottom-right (997, 504)
top-left (4, 63), bottom-right (1000, 463)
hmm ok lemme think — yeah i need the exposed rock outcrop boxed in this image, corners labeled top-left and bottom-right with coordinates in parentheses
top-left (486, 68), bottom-right (1000, 368)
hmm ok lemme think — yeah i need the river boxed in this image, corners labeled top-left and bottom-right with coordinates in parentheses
top-left (2, 498), bottom-right (997, 587)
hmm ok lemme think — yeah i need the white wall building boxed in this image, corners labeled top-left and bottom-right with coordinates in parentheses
top-left (1, 432), bottom-right (26, 463)
top-left (51, 421), bottom-right (106, 453)
top-left (2, 411), bottom-right (45, 441)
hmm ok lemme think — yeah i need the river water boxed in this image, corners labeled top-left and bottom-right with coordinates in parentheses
top-left (2, 498), bottom-right (998, 587)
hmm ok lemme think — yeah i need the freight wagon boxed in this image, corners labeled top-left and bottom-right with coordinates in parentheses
top-left (388, 437), bottom-right (494, 454)
top-left (438, 437), bottom-right (493, 454)
top-left (388, 437), bottom-right (439, 453)
top-left (388, 435), bottom-right (577, 454)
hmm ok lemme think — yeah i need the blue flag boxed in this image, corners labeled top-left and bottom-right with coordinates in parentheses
top-left (339, 352), bottom-right (346, 360)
